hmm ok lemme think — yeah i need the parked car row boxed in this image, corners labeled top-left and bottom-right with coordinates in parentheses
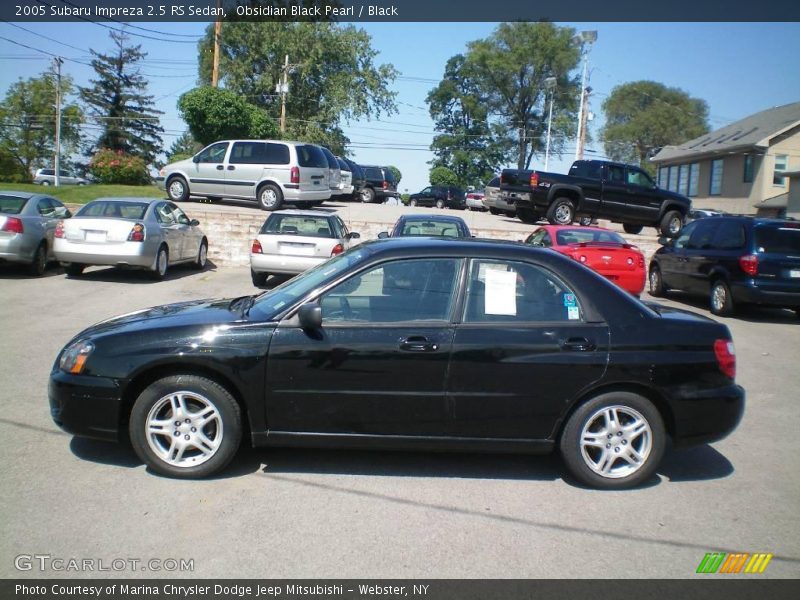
top-left (159, 139), bottom-right (399, 211)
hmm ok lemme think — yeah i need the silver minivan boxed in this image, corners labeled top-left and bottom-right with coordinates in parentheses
top-left (160, 140), bottom-right (331, 211)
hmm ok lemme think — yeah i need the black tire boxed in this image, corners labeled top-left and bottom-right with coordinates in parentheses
top-left (489, 208), bottom-right (501, 216)
top-left (309, 200), bottom-right (324, 208)
top-left (623, 223), bottom-right (644, 235)
top-left (409, 199), bottom-right (418, 207)
top-left (435, 199), bottom-right (445, 209)
top-left (360, 187), bottom-right (375, 203)
top-left (41, 181), bottom-right (51, 187)
top-left (547, 197), bottom-right (576, 225)
top-left (517, 208), bottom-right (538, 224)
top-left (251, 269), bottom-right (269, 287)
top-left (579, 216), bottom-right (594, 227)
top-left (648, 264), bottom-right (667, 297)
top-left (151, 245), bottom-right (169, 281)
top-left (65, 263), bottom-right (84, 277)
top-left (166, 176), bottom-right (189, 202)
top-left (559, 392), bottom-right (666, 489)
top-left (659, 210), bottom-right (684, 238)
top-left (257, 183), bottom-right (283, 211)
top-left (193, 239), bottom-right (208, 270)
top-left (504, 211), bottom-right (516, 218)
top-left (710, 279), bottom-right (734, 316)
top-left (129, 374), bottom-right (242, 479)
top-left (29, 242), bottom-right (47, 276)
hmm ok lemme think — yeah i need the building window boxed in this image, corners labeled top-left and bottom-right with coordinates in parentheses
top-left (743, 155), bottom-right (755, 184)
top-left (658, 167), bottom-right (668, 188)
top-left (668, 166), bottom-right (679, 192)
top-left (710, 159), bottom-right (724, 195)
top-left (688, 163), bottom-right (699, 197)
top-left (678, 165), bottom-right (689, 195)
top-left (773, 154), bottom-right (788, 186)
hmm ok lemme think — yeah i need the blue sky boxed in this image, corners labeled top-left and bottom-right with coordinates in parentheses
top-left (1, 21), bottom-right (799, 192)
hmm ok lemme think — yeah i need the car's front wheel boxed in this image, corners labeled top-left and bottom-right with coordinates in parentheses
top-left (193, 239), bottom-right (208, 270)
top-left (167, 176), bottom-right (189, 202)
top-left (129, 375), bottom-right (242, 478)
top-left (435, 199), bottom-right (445, 209)
top-left (710, 279), bottom-right (734, 316)
top-left (659, 210), bottom-right (684, 237)
top-left (559, 392), bottom-right (666, 489)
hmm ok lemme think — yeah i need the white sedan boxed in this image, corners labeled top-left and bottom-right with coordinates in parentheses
top-left (53, 197), bottom-right (208, 279)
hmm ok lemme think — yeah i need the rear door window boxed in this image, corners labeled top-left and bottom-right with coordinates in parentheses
top-left (711, 221), bottom-right (746, 250)
top-left (687, 220), bottom-right (720, 250)
top-left (264, 143), bottom-right (290, 165)
top-left (230, 141), bottom-right (267, 164)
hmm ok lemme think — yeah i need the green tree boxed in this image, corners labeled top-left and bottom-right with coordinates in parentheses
top-left (197, 21), bottom-right (397, 154)
top-left (0, 72), bottom-right (82, 179)
top-left (177, 87), bottom-right (277, 147)
top-left (80, 31), bottom-right (164, 165)
top-left (601, 81), bottom-right (709, 170)
top-left (165, 131), bottom-right (202, 164)
top-left (386, 165), bottom-right (402, 185)
top-left (464, 22), bottom-right (582, 170)
top-left (430, 166), bottom-right (458, 186)
top-left (427, 54), bottom-right (507, 187)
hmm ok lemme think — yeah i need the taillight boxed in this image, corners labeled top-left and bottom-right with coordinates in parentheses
top-left (638, 256), bottom-right (645, 268)
top-left (331, 243), bottom-right (344, 256)
top-left (127, 223), bottom-right (145, 242)
top-left (714, 339), bottom-right (736, 379)
top-left (251, 239), bottom-right (263, 254)
top-left (739, 254), bottom-right (758, 277)
top-left (54, 220), bottom-right (64, 238)
top-left (1, 216), bottom-right (23, 234)
top-left (530, 172), bottom-right (539, 186)
top-left (382, 180), bottom-right (388, 190)
top-left (290, 166), bottom-right (300, 184)
top-left (579, 255), bottom-right (587, 263)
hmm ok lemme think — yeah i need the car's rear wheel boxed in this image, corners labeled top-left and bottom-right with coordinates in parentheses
top-left (560, 392), bottom-right (665, 489)
top-left (30, 242), bottom-right (47, 276)
top-left (65, 263), bottom-right (84, 277)
top-left (547, 198), bottom-right (576, 225)
top-left (360, 187), bottom-right (375, 203)
top-left (710, 279), bottom-right (734, 316)
top-left (193, 239), bottom-right (208, 270)
top-left (517, 208), bottom-right (538, 224)
top-left (409, 199), bottom-right (417, 207)
top-left (504, 211), bottom-right (515, 217)
top-left (623, 223), bottom-right (644, 235)
top-left (648, 265), bottom-right (667, 297)
top-left (129, 375), bottom-right (242, 478)
top-left (659, 210), bottom-right (684, 237)
top-left (151, 245), bottom-right (169, 280)
top-left (167, 176), bottom-right (189, 202)
top-left (489, 208), bottom-right (500, 215)
top-left (251, 269), bottom-right (269, 286)
top-left (41, 181), bottom-right (51, 186)
top-left (258, 183), bottom-right (283, 211)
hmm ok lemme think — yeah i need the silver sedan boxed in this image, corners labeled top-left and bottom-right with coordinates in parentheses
top-left (53, 197), bottom-right (208, 279)
top-left (250, 209), bottom-right (360, 285)
top-left (0, 191), bottom-right (72, 276)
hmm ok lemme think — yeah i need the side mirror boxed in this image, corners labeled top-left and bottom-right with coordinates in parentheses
top-left (348, 231), bottom-right (361, 240)
top-left (192, 156), bottom-right (200, 163)
top-left (297, 303), bottom-right (322, 330)
top-left (377, 232), bottom-right (389, 239)
top-left (190, 219), bottom-right (200, 227)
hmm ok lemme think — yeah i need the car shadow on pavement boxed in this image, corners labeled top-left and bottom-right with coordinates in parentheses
top-left (61, 261), bottom-right (218, 284)
top-left (0, 263), bottom-right (65, 279)
top-left (657, 291), bottom-right (798, 324)
top-left (657, 445), bottom-right (735, 482)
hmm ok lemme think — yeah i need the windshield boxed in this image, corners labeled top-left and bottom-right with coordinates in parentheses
top-left (249, 246), bottom-right (373, 320)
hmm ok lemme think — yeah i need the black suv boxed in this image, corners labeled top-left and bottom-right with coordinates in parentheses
top-left (359, 166), bottom-right (399, 203)
top-left (408, 185), bottom-right (466, 209)
top-left (649, 216), bottom-right (800, 317)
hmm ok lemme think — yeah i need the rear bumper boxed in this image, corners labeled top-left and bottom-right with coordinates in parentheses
top-left (53, 239), bottom-right (155, 268)
top-left (0, 234), bottom-right (33, 264)
top-left (671, 384), bottom-right (745, 447)
top-left (49, 370), bottom-right (124, 442)
top-left (251, 252), bottom-right (326, 275)
top-left (283, 188), bottom-right (331, 202)
top-left (731, 282), bottom-right (800, 308)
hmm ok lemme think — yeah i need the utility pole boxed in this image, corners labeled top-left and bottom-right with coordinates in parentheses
top-left (279, 54), bottom-right (289, 134)
top-left (53, 56), bottom-right (63, 187)
top-left (574, 30), bottom-right (597, 160)
top-left (544, 77), bottom-right (557, 171)
top-left (211, 0), bottom-right (221, 87)
top-left (576, 86), bottom-right (592, 160)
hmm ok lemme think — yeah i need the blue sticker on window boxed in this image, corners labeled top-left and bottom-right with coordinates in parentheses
top-left (563, 293), bottom-right (577, 307)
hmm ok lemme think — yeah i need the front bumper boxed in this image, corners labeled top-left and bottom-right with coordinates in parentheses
top-left (671, 383), bottom-right (745, 447)
top-left (251, 252), bottom-right (326, 275)
top-left (49, 370), bottom-right (124, 442)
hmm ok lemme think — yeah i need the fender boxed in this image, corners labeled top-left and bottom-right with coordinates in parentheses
top-left (657, 200), bottom-right (690, 220)
top-left (546, 183), bottom-right (585, 210)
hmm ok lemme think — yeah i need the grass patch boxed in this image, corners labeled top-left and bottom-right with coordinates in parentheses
top-left (0, 183), bottom-right (164, 205)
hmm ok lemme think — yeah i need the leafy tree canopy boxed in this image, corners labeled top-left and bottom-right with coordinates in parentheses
top-left (430, 166), bottom-right (458, 187)
top-left (386, 165), bottom-right (402, 185)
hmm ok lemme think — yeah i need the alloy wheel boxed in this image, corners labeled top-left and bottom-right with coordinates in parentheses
top-left (579, 405), bottom-right (653, 479)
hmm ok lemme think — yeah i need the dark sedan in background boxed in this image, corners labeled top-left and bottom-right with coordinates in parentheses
top-left (378, 214), bottom-right (472, 239)
top-left (50, 238), bottom-right (744, 489)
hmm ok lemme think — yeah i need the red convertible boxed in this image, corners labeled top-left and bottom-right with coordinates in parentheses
top-left (524, 225), bottom-right (646, 295)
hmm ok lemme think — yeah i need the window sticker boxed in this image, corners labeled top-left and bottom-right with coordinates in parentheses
top-left (563, 293), bottom-right (577, 307)
top-left (484, 268), bottom-right (517, 315)
top-left (567, 306), bottom-right (580, 320)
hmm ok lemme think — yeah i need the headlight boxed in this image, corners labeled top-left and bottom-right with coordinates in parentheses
top-left (59, 340), bottom-right (95, 374)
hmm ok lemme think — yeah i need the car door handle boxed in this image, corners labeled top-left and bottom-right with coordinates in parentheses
top-left (216, 165), bottom-right (224, 170)
top-left (399, 336), bottom-right (438, 352)
top-left (561, 337), bottom-right (596, 352)
top-left (227, 165), bottom-right (235, 171)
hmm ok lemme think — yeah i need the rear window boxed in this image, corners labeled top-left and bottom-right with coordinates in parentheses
top-left (296, 145), bottom-right (328, 169)
top-left (488, 177), bottom-right (500, 187)
top-left (0, 195), bottom-right (29, 214)
top-left (383, 168), bottom-right (396, 183)
top-left (261, 214), bottom-right (335, 238)
top-left (754, 225), bottom-right (800, 254)
top-left (77, 201), bottom-right (148, 220)
top-left (398, 219), bottom-right (465, 238)
top-left (555, 229), bottom-right (626, 245)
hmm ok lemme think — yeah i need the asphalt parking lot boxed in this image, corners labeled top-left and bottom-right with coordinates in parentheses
top-left (1, 227), bottom-right (799, 579)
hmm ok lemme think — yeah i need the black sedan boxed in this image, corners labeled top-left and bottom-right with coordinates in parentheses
top-left (49, 238), bottom-right (744, 489)
top-left (378, 214), bottom-right (471, 239)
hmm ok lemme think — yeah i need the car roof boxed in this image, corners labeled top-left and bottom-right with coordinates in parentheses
top-left (86, 197), bottom-right (159, 203)
top-left (363, 236), bottom-right (555, 260)
top-left (398, 214), bottom-right (467, 224)
top-left (267, 209), bottom-right (335, 218)
top-left (0, 191), bottom-right (39, 199)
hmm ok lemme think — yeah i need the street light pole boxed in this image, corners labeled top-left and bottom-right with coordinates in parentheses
top-left (53, 56), bottom-right (63, 188)
top-left (279, 54), bottom-right (289, 134)
top-left (574, 30), bottom-right (597, 161)
top-left (544, 77), bottom-right (557, 171)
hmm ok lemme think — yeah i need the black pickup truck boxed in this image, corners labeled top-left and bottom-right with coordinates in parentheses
top-left (500, 160), bottom-right (692, 237)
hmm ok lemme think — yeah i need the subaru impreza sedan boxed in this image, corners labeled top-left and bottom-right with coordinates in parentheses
top-left (50, 237), bottom-right (744, 489)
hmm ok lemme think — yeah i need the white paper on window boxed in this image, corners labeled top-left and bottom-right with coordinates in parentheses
top-left (484, 268), bottom-right (517, 315)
